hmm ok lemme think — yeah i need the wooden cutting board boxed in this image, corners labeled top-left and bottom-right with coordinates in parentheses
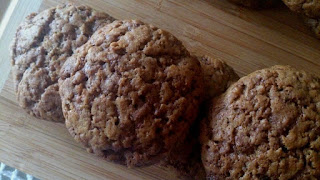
top-left (1, 0), bottom-right (320, 179)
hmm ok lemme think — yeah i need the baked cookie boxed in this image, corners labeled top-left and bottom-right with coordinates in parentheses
top-left (228, 0), bottom-right (279, 8)
top-left (201, 65), bottom-right (320, 179)
top-left (282, 0), bottom-right (320, 18)
top-left (11, 4), bottom-right (115, 122)
top-left (199, 56), bottom-right (239, 99)
top-left (163, 56), bottom-right (239, 179)
top-left (59, 20), bottom-right (204, 167)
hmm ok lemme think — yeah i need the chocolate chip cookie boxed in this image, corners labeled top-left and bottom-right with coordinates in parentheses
top-left (201, 65), bottom-right (320, 179)
top-left (11, 4), bottom-right (115, 122)
top-left (228, 0), bottom-right (279, 8)
top-left (59, 20), bottom-right (204, 167)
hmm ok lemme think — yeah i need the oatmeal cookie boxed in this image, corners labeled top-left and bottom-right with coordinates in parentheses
top-left (11, 4), bottom-right (115, 122)
top-left (59, 20), bottom-right (204, 167)
top-left (201, 65), bottom-right (320, 179)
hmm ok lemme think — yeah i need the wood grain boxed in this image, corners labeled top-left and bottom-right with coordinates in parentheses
top-left (0, 0), bottom-right (320, 179)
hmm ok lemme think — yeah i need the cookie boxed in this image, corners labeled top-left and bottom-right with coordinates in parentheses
top-left (11, 4), bottom-right (115, 122)
top-left (201, 65), bottom-right (320, 179)
top-left (163, 56), bottom-right (239, 179)
top-left (282, 0), bottom-right (320, 18)
top-left (59, 20), bottom-right (204, 167)
top-left (199, 56), bottom-right (239, 99)
top-left (228, 0), bottom-right (279, 8)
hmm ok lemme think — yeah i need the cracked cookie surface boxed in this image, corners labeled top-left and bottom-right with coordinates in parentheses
top-left (59, 20), bottom-right (204, 167)
top-left (11, 4), bottom-right (115, 122)
top-left (201, 65), bottom-right (320, 179)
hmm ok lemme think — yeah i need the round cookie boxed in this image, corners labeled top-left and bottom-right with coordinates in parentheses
top-left (282, 0), bottom-right (320, 18)
top-left (11, 4), bottom-right (115, 122)
top-left (164, 56), bottom-right (239, 179)
top-left (228, 0), bottom-right (279, 8)
top-left (59, 20), bottom-right (204, 167)
top-left (201, 65), bottom-right (320, 179)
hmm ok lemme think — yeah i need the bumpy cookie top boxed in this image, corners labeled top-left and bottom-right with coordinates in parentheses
top-left (282, 0), bottom-right (320, 18)
top-left (228, 0), bottom-right (279, 8)
top-left (59, 20), bottom-right (204, 166)
top-left (11, 4), bottom-right (114, 122)
top-left (199, 56), bottom-right (239, 99)
top-left (201, 65), bottom-right (320, 179)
